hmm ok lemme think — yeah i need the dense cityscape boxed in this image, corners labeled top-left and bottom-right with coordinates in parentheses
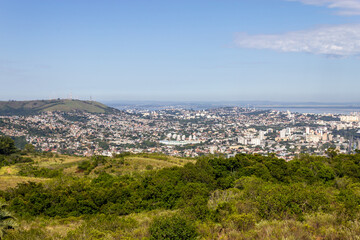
top-left (1, 106), bottom-right (359, 160)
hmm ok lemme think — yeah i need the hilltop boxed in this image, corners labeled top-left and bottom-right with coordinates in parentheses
top-left (0, 99), bottom-right (118, 115)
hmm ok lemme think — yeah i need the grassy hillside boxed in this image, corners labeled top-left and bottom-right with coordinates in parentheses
top-left (0, 99), bottom-right (117, 115)
top-left (3, 152), bottom-right (360, 239)
top-left (0, 153), bottom-right (192, 190)
top-left (0, 175), bottom-right (49, 190)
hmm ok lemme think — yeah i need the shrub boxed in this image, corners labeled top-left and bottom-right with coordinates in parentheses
top-left (77, 160), bottom-right (91, 172)
top-left (149, 214), bottom-right (198, 240)
top-left (227, 213), bottom-right (256, 231)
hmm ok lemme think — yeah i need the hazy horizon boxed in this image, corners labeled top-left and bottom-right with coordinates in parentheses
top-left (2, 98), bottom-right (360, 106)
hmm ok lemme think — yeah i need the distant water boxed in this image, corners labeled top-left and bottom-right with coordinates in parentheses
top-left (259, 107), bottom-right (360, 115)
top-left (107, 101), bottom-right (360, 114)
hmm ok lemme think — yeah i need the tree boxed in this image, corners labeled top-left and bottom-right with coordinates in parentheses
top-left (24, 144), bottom-right (35, 153)
top-left (325, 147), bottom-right (339, 159)
top-left (0, 136), bottom-right (17, 155)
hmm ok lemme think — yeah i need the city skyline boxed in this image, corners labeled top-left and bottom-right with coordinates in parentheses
top-left (1, 0), bottom-right (360, 102)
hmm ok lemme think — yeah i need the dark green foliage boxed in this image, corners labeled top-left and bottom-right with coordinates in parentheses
top-left (336, 188), bottom-right (360, 219)
top-left (76, 156), bottom-right (108, 175)
top-left (326, 147), bottom-right (339, 158)
top-left (0, 137), bottom-right (17, 155)
top-left (0, 154), bottom-right (33, 167)
top-left (77, 160), bottom-right (91, 172)
top-left (255, 183), bottom-right (330, 220)
top-left (23, 144), bottom-right (36, 153)
top-left (149, 214), bottom-right (198, 240)
top-left (0, 136), bottom-right (34, 167)
top-left (18, 165), bottom-right (62, 178)
top-left (145, 165), bottom-right (153, 170)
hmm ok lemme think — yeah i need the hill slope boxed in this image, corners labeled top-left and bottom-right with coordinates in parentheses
top-left (0, 99), bottom-right (118, 115)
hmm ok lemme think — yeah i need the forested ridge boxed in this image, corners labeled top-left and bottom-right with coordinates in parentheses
top-left (1, 136), bottom-right (360, 239)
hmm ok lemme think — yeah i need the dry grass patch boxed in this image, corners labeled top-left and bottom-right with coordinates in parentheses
top-left (45, 218), bottom-right (84, 238)
top-left (87, 156), bottom-right (195, 176)
top-left (121, 155), bottom-right (195, 172)
top-left (4, 217), bottom-right (83, 240)
top-left (65, 209), bottom-right (176, 240)
top-left (0, 166), bottom-right (19, 175)
top-left (0, 176), bottom-right (49, 190)
top-left (33, 155), bottom-right (86, 168)
top-left (125, 157), bottom-right (178, 170)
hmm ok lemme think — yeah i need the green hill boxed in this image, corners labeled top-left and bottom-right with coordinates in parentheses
top-left (0, 99), bottom-right (118, 115)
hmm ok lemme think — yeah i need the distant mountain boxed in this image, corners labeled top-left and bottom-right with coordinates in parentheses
top-left (0, 99), bottom-right (119, 115)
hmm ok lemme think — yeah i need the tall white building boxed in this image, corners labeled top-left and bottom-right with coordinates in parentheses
top-left (259, 131), bottom-right (265, 141)
top-left (280, 129), bottom-right (286, 139)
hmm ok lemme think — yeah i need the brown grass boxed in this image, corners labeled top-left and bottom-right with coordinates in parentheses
top-left (0, 176), bottom-right (49, 190)
top-left (87, 155), bottom-right (195, 177)
top-left (32, 155), bottom-right (87, 168)
top-left (4, 210), bottom-right (175, 240)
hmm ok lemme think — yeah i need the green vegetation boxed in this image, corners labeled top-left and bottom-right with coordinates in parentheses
top-left (0, 137), bottom-right (16, 156)
top-left (149, 214), bottom-right (198, 240)
top-left (0, 99), bottom-right (117, 115)
top-left (0, 137), bottom-right (33, 168)
top-left (2, 137), bottom-right (360, 239)
top-left (0, 199), bottom-right (16, 239)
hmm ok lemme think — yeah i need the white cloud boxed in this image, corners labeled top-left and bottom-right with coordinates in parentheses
top-left (235, 24), bottom-right (360, 57)
top-left (288, 0), bottom-right (360, 15)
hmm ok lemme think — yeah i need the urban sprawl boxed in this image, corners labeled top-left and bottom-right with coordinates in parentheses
top-left (1, 107), bottom-right (360, 160)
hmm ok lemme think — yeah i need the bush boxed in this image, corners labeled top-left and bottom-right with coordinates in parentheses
top-left (227, 213), bottom-right (256, 231)
top-left (149, 214), bottom-right (198, 240)
top-left (77, 160), bottom-right (91, 173)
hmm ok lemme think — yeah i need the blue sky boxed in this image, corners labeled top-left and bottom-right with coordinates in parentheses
top-left (1, 0), bottom-right (360, 102)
